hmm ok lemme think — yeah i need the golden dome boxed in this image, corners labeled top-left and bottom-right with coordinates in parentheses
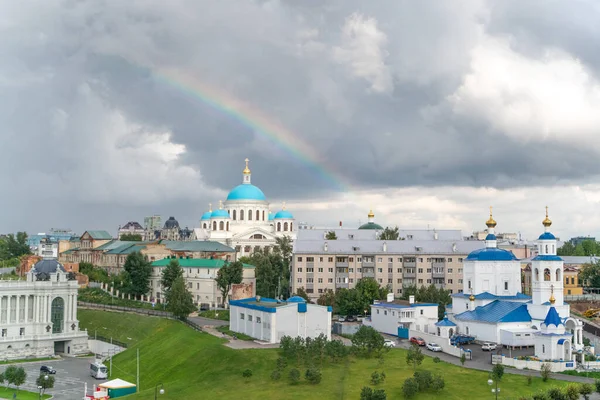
top-left (243, 158), bottom-right (251, 175)
top-left (542, 206), bottom-right (552, 227)
top-left (549, 292), bottom-right (556, 305)
top-left (368, 209), bottom-right (375, 218)
top-left (486, 206), bottom-right (497, 228)
top-left (469, 293), bottom-right (475, 302)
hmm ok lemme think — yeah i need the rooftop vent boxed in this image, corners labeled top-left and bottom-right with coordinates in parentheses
top-left (256, 295), bottom-right (261, 303)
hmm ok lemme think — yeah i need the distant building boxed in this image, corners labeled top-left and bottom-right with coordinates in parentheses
top-left (365, 295), bottom-right (439, 337)
top-left (144, 215), bottom-right (162, 231)
top-left (229, 296), bottom-right (332, 344)
top-left (117, 222), bottom-right (144, 239)
top-left (569, 236), bottom-right (596, 247)
top-left (27, 229), bottom-right (76, 253)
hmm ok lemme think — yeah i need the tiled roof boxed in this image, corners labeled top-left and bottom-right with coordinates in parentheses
top-left (455, 300), bottom-right (531, 323)
top-left (532, 255), bottom-right (563, 261)
top-left (451, 292), bottom-right (530, 300)
top-left (84, 231), bottom-right (113, 240)
top-left (105, 243), bottom-right (146, 255)
top-left (465, 247), bottom-right (518, 261)
top-left (96, 240), bottom-right (142, 251)
top-left (151, 258), bottom-right (255, 269)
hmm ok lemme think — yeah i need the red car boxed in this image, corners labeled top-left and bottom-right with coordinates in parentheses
top-left (410, 337), bottom-right (426, 346)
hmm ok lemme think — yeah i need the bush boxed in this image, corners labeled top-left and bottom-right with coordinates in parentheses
top-left (595, 379), bottom-right (600, 394)
top-left (276, 357), bottom-right (288, 370)
top-left (580, 383), bottom-right (594, 400)
top-left (370, 371), bottom-right (386, 385)
top-left (371, 389), bottom-right (387, 400)
top-left (242, 369), bottom-right (252, 380)
top-left (526, 375), bottom-right (532, 385)
top-left (413, 370), bottom-right (433, 391)
top-left (325, 339), bottom-right (349, 362)
top-left (547, 387), bottom-right (566, 400)
top-left (433, 357), bottom-right (441, 363)
top-left (351, 326), bottom-right (386, 358)
top-left (289, 368), bottom-right (301, 384)
top-left (305, 367), bottom-right (322, 384)
top-left (564, 384), bottom-right (580, 400)
top-left (431, 375), bottom-right (445, 392)
top-left (360, 387), bottom-right (374, 400)
top-left (460, 353), bottom-right (466, 365)
top-left (540, 363), bottom-right (552, 382)
top-left (270, 370), bottom-right (281, 381)
top-left (532, 391), bottom-right (549, 400)
top-left (402, 377), bottom-right (419, 399)
top-left (585, 353), bottom-right (596, 362)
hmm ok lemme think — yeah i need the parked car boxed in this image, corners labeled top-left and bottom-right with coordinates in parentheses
top-left (383, 339), bottom-right (396, 348)
top-left (409, 337), bottom-right (426, 346)
top-left (345, 315), bottom-right (358, 322)
top-left (426, 342), bottom-right (442, 352)
top-left (450, 334), bottom-right (475, 346)
top-left (481, 342), bottom-right (497, 351)
top-left (40, 366), bottom-right (56, 374)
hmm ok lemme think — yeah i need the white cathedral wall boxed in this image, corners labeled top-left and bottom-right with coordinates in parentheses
top-left (531, 260), bottom-right (564, 306)
top-left (463, 260), bottom-right (521, 296)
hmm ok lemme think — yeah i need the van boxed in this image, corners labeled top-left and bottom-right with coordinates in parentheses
top-left (90, 362), bottom-right (108, 379)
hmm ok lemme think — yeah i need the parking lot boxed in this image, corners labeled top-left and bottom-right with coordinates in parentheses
top-left (14, 357), bottom-right (112, 400)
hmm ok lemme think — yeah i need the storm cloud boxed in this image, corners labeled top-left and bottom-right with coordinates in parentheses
top-left (2, 0), bottom-right (600, 239)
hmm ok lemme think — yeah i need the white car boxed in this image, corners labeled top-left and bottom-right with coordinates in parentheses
top-left (383, 339), bottom-right (396, 348)
top-left (482, 342), bottom-right (497, 351)
top-left (426, 342), bottom-right (442, 352)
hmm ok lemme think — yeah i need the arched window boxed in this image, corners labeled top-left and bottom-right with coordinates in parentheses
top-left (544, 268), bottom-right (551, 281)
top-left (248, 210), bottom-right (252, 220)
top-left (51, 297), bottom-right (64, 333)
top-left (256, 210), bottom-right (260, 221)
top-left (466, 326), bottom-right (469, 335)
top-left (437, 327), bottom-right (441, 336)
top-left (277, 222), bottom-right (281, 232)
top-left (556, 269), bottom-right (561, 282)
top-left (219, 221), bottom-right (224, 230)
top-left (290, 223), bottom-right (293, 231)
top-left (203, 223), bottom-right (207, 229)
top-left (545, 245), bottom-right (548, 254)
top-left (240, 210), bottom-right (244, 220)
top-left (262, 210), bottom-right (265, 220)
top-left (534, 268), bottom-right (539, 282)
top-left (213, 221), bottom-right (217, 230)
top-left (284, 222), bottom-right (289, 231)
top-left (468, 280), bottom-right (471, 289)
top-left (449, 328), bottom-right (454, 337)
top-left (226, 222), bottom-right (229, 231)
top-left (233, 210), bottom-right (236, 220)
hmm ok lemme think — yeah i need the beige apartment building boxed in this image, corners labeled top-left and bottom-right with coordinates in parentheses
top-left (292, 228), bottom-right (484, 301)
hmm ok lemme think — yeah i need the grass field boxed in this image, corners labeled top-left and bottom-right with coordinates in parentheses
top-left (78, 288), bottom-right (157, 310)
top-left (78, 310), bottom-right (571, 399)
top-left (198, 310), bottom-right (230, 321)
top-left (0, 387), bottom-right (51, 400)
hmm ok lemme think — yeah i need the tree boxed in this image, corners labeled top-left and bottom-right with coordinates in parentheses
top-left (580, 262), bottom-right (600, 288)
top-left (6, 366), bottom-right (26, 392)
top-left (325, 231), bottom-right (337, 240)
top-left (356, 278), bottom-right (388, 314)
top-left (540, 362), bottom-right (552, 382)
top-left (294, 287), bottom-right (311, 302)
top-left (160, 259), bottom-right (183, 295)
top-left (0, 371), bottom-right (4, 388)
top-left (36, 374), bottom-right (55, 396)
top-left (491, 363), bottom-right (504, 382)
top-left (242, 369), bottom-right (252, 381)
top-left (379, 226), bottom-right (399, 240)
top-left (122, 252), bottom-right (152, 296)
top-left (120, 233), bottom-right (142, 241)
top-left (557, 242), bottom-right (575, 256)
top-left (289, 368), bottom-right (300, 384)
top-left (460, 353), bottom-right (466, 366)
top-left (317, 289), bottom-right (336, 308)
top-left (360, 387), bottom-right (387, 400)
top-left (305, 367), bottom-right (322, 384)
top-left (0, 232), bottom-right (31, 260)
top-left (413, 370), bottom-right (433, 390)
top-left (166, 276), bottom-right (196, 319)
top-left (402, 284), bottom-right (451, 320)
top-left (216, 261), bottom-right (243, 304)
top-left (79, 262), bottom-right (109, 283)
top-left (406, 345), bottom-right (424, 371)
top-left (335, 288), bottom-right (363, 316)
top-left (402, 377), bottom-right (419, 399)
top-left (431, 375), bottom-right (445, 392)
top-left (580, 383), bottom-right (594, 400)
top-left (351, 326), bottom-right (386, 358)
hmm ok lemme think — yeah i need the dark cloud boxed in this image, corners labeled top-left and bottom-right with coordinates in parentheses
top-left (1, 0), bottom-right (600, 234)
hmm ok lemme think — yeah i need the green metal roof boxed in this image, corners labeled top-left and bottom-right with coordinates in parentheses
top-left (151, 258), bottom-right (254, 269)
top-left (105, 243), bottom-right (147, 255)
top-left (358, 222), bottom-right (384, 230)
top-left (61, 247), bottom-right (80, 254)
top-left (85, 230), bottom-right (113, 240)
top-left (96, 240), bottom-right (142, 251)
top-left (161, 240), bottom-right (235, 253)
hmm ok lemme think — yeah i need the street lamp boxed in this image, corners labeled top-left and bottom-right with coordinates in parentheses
top-left (154, 383), bottom-right (164, 400)
top-left (487, 378), bottom-right (500, 399)
top-left (38, 375), bottom-right (49, 399)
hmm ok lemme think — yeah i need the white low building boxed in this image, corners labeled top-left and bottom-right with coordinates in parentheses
top-left (229, 296), bottom-right (332, 344)
top-left (367, 295), bottom-right (439, 337)
top-left (0, 259), bottom-right (88, 360)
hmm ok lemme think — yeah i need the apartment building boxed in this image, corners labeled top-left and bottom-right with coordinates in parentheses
top-left (292, 228), bottom-right (483, 301)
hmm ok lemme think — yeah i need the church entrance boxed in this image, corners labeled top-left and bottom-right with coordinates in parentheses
top-left (51, 297), bottom-right (64, 334)
top-left (53, 340), bottom-right (71, 355)
top-left (563, 340), bottom-right (571, 360)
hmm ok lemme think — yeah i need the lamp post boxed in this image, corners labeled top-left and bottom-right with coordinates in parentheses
top-left (154, 383), bottom-right (164, 400)
top-left (487, 378), bottom-right (499, 399)
top-left (38, 374), bottom-right (49, 399)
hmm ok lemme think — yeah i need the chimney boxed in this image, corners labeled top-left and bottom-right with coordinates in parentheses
top-left (409, 295), bottom-right (415, 304)
top-left (386, 293), bottom-right (394, 303)
top-left (433, 229), bottom-right (438, 240)
top-left (452, 243), bottom-right (457, 253)
top-left (256, 295), bottom-right (261, 302)
top-left (324, 242), bottom-right (328, 252)
top-left (382, 242), bottom-right (387, 252)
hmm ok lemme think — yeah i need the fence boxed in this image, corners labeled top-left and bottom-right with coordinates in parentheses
top-left (88, 335), bottom-right (128, 349)
top-left (501, 356), bottom-right (576, 372)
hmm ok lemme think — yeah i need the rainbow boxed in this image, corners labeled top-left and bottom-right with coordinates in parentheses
top-left (153, 68), bottom-right (349, 191)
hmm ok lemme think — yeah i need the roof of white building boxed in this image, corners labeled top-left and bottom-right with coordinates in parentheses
top-left (454, 300), bottom-right (531, 323)
top-left (371, 301), bottom-right (438, 309)
top-left (296, 228), bottom-right (464, 241)
top-left (230, 296), bottom-right (332, 313)
top-left (452, 292), bottom-right (531, 301)
top-left (294, 239), bottom-right (483, 255)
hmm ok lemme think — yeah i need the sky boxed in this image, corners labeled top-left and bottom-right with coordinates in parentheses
top-left (2, 0), bottom-right (600, 240)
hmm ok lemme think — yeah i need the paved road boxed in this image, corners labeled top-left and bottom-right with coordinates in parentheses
top-left (188, 316), bottom-right (228, 327)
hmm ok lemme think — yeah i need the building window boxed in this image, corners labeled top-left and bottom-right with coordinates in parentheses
top-left (328, 278), bottom-right (333, 283)
top-left (378, 279), bottom-right (382, 283)
top-left (397, 268), bottom-right (401, 273)
top-left (1, 329), bottom-right (6, 337)
top-left (377, 258), bottom-right (382, 263)
top-left (328, 257), bottom-right (333, 262)
top-left (397, 279), bottom-right (401, 283)
top-left (307, 268), bottom-right (314, 273)
top-left (420, 310), bottom-right (423, 315)
top-left (256, 210), bottom-right (260, 221)
top-left (297, 278), bottom-right (302, 283)
top-left (447, 279), bottom-right (453, 284)
top-left (349, 268), bottom-right (354, 273)
top-left (504, 281), bottom-right (508, 290)
top-left (297, 268), bottom-right (302, 272)
top-left (426, 279), bottom-right (431, 284)
top-left (240, 313), bottom-right (245, 320)
top-left (19, 328), bottom-right (25, 336)
top-left (418, 268), bottom-right (423, 273)
top-left (248, 315), bottom-right (253, 322)
top-left (384, 310), bottom-right (387, 315)
top-left (240, 210), bottom-right (244, 220)
top-left (328, 268), bottom-right (333, 273)
top-left (318, 278), bottom-right (323, 283)
top-left (448, 258), bottom-right (452, 262)
top-left (349, 278), bottom-right (354, 283)
top-left (458, 258), bottom-right (463, 262)
top-left (349, 257), bottom-right (354, 262)
top-left (377, 309), bottom-right (379, 314)
top-left (318, 268), bottom-right (323, 273)
top-left (448, 268), bottom-right (453, 273)
top-left (256, 316), bottom-right (261, 323)
top-left (297, 257), bottom-right (303, 262)
top-left (388, 268), bottom-right (392, 273)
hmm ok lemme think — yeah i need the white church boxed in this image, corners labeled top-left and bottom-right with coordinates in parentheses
top-left (446, 208), bottom-right (584, 361)
top-left (193, 159), bottom-right (296, 257)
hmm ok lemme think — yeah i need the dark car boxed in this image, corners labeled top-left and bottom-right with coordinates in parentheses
top-left (40, 366), bottom-right (56, 374)
top-left (409, 337), bottom-right (426, 346)
top-left (346, 315), bottom-right (358, 322)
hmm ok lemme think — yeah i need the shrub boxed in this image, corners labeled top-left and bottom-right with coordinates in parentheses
top-left (460, 353), bottom-right (466, 365)
top-left (532, 391), bottom-right (549, 400)
top-left (547, 387), bottom-right (566, 400)
top-left (413, 370), bottom-right (433, 391)
top-left (289, 368), bottom-right (301, 384)
top-left (360, 386), bottom-right (374, 400)
top-left (564, 384), bottom-right (580, 400)
top-left (372, 389), bottom-right (387, 400)
top-left (276, 357), bottom-right (288, 370)
top-left (242, 369), bottom-right (252, 380)
top-left (270, 370), bottom-right (281, 381)
top-left (595, 379), bottom-right (600, 394)
top-left (433, 357), bottom-right (441, 363)
top-left (371, 371), bottom-right (386, 385)
top-left (402, 377), bottom-right (419, 399)
top-left (305, 367), bottom-right (322, 384)
top-left (580, 383), bottom-right (594, 400)
top-left (526, 375), bottom-right (533, 385)
top-left (431, 375), bottom-right (445, 392)
top-left (585, 353), bottom-right (596, 362)
top-left (325, 339), bottom-right (349, 362)
top-left (540, 363), bottom-right (552, 382)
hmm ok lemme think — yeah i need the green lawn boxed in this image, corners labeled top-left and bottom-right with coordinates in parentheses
top-left (0, 387), bottom-right (51, 400)
top-left (215, 325), bottom-right (254, 340)
top-left (198, 310), bottom-right (230, 321)
top-left (78, 310), bottom-right (571, 400)
top-left (78, 288), bottom-right (157, 310)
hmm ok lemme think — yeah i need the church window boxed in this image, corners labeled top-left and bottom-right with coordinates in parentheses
top-left (277, 222), bottom-right (281, 231)
top-left (203, 223), bottom-right (207, 229)
top-left (262, 210), bottom-right (265, 220)
top-left (534, 268), bottom-right (539, 281)
top-left (233, 210), bottom-right (237, 220)
top-left (290, 223), bottom-right (293, 231)
top-left (545, 245), bottom-right (548, 253)
top-left (256, 210), bottom-right (260, 220)
top-left (556, 269), bottom-right (561, 281)
top-left (213, 221), bottom-right (217, 231)
top-left (544, 268), bottom-right (551, 281)
top-left (542, 344), bottom-right (545, 353)
top-left (504, 281), bottom-right (508, 290)
top-left (244, 246), bottom-right (251, 253)
top-left (468, 281), bottom-right (471, 289)
top-left (240, 210), bottom-right (244, 220)
top-left (219, 221), bottom-right (224, 230)
top-left (226, 222), bottom-right (229, 231)
top-left (466, 327), bottom-right (469, 335)
top-left (248, 209), bottom-right (252, 220)
top-left (284, 222), bottom-right (289, 231)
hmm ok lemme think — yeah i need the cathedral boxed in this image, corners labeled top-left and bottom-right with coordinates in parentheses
top-left (446, 208), bottom-right (584, 361)
top-left (193, 159), bottom-right (296, 257)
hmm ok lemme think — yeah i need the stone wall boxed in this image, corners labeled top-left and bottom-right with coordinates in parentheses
top-left (501, 356), bottom-right (576, 372)
top-left (231, 282), bottom-right (254, 300)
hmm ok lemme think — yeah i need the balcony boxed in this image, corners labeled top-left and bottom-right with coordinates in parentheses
top-left (362, 267), bottom-right (375, 278)
top-left (432, 262), bottom-right (446, 268)
top-left (403, 262), bottom-right (416, 268)
top-left (403, 271), bottom-right (416, 278)
top-left (335, 282), bottom-right (349, 290)
top-left (335, 261), bottom-right (349, 268)
top-left (362, 260), bottom-right (375, 267)
top-left (432, 270), bottom-right (445, 279)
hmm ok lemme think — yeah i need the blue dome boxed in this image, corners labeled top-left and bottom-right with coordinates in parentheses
top-left (201, 211), bottom-right (212, 220)
top-left (268, 213), bottom-right (275, 221)
top-left (287, 296), bottom-right (306, 303)
top-left (466, 247), bottom-right (518, 261)
top-left (538, 232), bottom-right (556, 240)
top-left (211, 209), bottom-right (230, 218)
top-left (227, 184), bottom-right (266, 201)
top-left (485, 234), bottom-right (497, 241)
top-left (543, 307), bottom-right (562, 327)
top-left (274, 210), bottom-right (294, 219)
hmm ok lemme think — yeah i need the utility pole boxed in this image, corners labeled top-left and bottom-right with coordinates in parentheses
top-left (110, 355), bottom-right (112, 377)
top-left (137, 348), bottom-right (140, 392)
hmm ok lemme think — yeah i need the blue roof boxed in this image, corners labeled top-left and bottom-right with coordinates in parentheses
top-left (211, 209), bottom-right (230, 218)
top-left (274, 210), bottom-right (294, 219)
top-left (557, 339), bottom-right (566, 345)
top-left (372, 302), bottom-right (438, 309)
top-left (538, 232), bottom-right (556, 240)
top-left (201, 211), bottom-right (212, 220)
top-left (268, 212), bottom-right (275, 221)
top-left (455, 300), bottom-right (531, 323)
top-left (451, 292), bottom-right (530, 300)
top-left (485, 234), bottom-right (497, 241)
top-left (466, 247), bottom-right (518, 261)
top-left (532, 255), bottom-right (563, 261)
top-left (227, 184), bottom-right (266, 201)
top-left (287, 296), bottom-right (306, 303)
top-left (543, 307), bottom-right (563, 327)
top-left (435, 317), bottom-right (457, 327)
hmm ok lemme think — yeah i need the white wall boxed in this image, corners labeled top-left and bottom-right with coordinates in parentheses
top-left (463, 259), bottom-right (521, 296)
top-left (501, 356), bottom-right (575, 372)
top-left (408, 329), bottom-right (462, 357)
top-left (229, 305), bottom-right (275, 343)
top-left (370, 304), bottom-right (438, 336)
